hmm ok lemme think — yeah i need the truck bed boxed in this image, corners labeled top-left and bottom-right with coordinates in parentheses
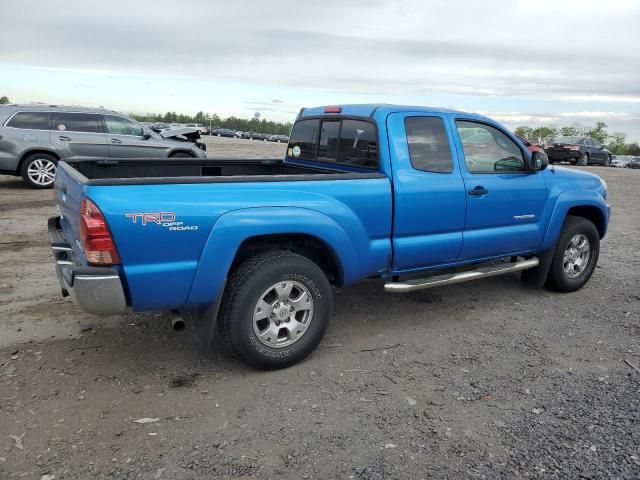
top-left (63, 158), bottom-right (381, 186)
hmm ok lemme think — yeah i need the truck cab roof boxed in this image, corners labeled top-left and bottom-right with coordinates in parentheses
top-left (298, 104), bottom-right (493, 123)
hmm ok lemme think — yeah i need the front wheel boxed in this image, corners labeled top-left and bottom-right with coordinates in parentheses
top-left (545, 216), bottom-right (600, 292)
top-left (218, 251), bottom-right (333, 369)
top-left (604, 155), bottom-right (611, 167)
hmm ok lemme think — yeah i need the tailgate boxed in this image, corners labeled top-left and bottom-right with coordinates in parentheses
top-left (54, 162), bottom-right (88, 264)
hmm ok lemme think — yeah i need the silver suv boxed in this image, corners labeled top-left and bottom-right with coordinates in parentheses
top-left (0, 105), bottom-right (207, 188)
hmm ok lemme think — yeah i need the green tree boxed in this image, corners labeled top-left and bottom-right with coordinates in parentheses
top-left (514, 126), bottom-right (534, 140)
top-left (560, 126), bottom-right (580, 137)
top-left (586, 122), bottom-right (608, 144)
top-left (0, 95), bottom-right (10, 104)
top-left (530, 126), bottom-right (558, 144)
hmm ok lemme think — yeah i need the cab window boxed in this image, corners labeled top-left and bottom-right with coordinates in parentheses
top-left (405, 117), bottom-right (452, 173)
top-left (288, 119), bottom-right (319, 160)
top-left (456, 121), bottom-right (525, 173)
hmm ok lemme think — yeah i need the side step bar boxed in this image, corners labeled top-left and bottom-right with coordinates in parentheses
top-left (384, 257), bottom-right (539, 293)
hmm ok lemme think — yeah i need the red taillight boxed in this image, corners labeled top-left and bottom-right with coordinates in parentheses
top-left (80, 197), bottom-right (120, 265)
top-left (324, 105), bottom-right (342, 113)
top-left (544, 143), bottom-right (552, 149)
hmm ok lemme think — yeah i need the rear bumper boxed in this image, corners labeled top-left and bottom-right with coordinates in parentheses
top-left (48, 216), bottom-right (127, 315)
top-left (546, 149), bottom-right (580, 161)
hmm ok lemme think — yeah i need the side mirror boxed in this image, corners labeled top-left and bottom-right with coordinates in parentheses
top-left (142, 131), bottom-right (152, 139)
top-left (530, 151), bottom-right (548, 171)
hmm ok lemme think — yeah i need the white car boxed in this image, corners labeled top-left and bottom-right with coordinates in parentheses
top-left (611, 155), bottom-right (633, 168)
top-left (184, 123), bottom-right (210, 135)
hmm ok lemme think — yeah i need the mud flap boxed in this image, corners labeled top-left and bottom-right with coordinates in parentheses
top-left (521, 246), bottom-right (555, 288)
top-left (187, 279), bottom-right (226, 353)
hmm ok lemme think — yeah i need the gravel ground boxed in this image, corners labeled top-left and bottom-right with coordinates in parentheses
top-left (0, 137), bottom-right (639, 479)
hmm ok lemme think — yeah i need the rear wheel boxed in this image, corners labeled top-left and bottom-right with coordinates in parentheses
top-left (20, 153), bottom-right (58, 189)
top-left (218, 251), bottom-right (332, 369)
top-left (577, 153), bottom-right (589, 166)
top-left (545, 216), bottom-right (599, 292)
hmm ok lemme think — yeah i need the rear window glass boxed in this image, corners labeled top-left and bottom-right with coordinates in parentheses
top-left (318, 121), bottom-right (340, 162)
top-left (339, 120), bottom-right (378, 168)
top-left (289, 119), bottom-right (319, 160)
top-left (288, 118), bottom-right (379, 169)
top-left (52, 113), bottom-right (102, 133)
top-left (6, 112), bottom-right (50, 130)
top-left (405, 117), bottom-right (453, 173)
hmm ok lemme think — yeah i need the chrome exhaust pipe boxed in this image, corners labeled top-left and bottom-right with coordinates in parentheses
top-left (170, 310), bottom-right (186, 331)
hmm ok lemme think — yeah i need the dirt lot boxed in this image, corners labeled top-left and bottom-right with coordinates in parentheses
top-left (1, 137), bottom-right (639, 479)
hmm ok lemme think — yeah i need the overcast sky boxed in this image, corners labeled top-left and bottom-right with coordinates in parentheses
top-left (1, 0), bottom-right (639, 139)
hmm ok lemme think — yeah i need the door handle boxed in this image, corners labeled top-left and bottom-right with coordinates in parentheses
top-left (468, 186), bottom-right (489, 196)
top-left (111, 138), bottom-right (122, 144)
top-left (58, 136), bottom-right (71, 142)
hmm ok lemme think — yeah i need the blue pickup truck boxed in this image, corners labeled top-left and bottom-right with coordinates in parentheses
top-left (48, 104), bottom-right (610, 369)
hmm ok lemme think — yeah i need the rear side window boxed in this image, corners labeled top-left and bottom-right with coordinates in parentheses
top-left (339, 120), bottom-right (378, 168)
top-left (52, 113), bottom-right (102, 133)
top-left (318, 121), bottom-right (340, 161)
top-left (289, 119), bottom-right (319, 160)
top-left (288, 118), bottom-right (379, 169)
top-left (6, 112), bottom-right (50, 130)
top-left (405, 117), bottom-right (453, 173)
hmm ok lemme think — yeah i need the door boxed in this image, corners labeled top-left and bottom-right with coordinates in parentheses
top-left (103, 114), bottom-right (165, 158)
top-left (389, 113), bottom-right (467, 271)
top-left (49, 112), bottom-right (109, 158)
top-left (452, 119), bottom-right (548, 260)
top-left (588, 138), bottom-right (606, 163)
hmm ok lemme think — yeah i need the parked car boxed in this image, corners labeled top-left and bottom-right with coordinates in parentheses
top-left (268, 134), bottom-right (290, 143)
top-left (611, 155), bottom-right (634, 168)
top-left (544, 136), bottom-right (612, 166)
top-left (242, 131), bottom-right (268, 141)
top-left (185, 123), bottom-right (210, 135)
top-left (0, 105), bottom-right (206, 188)
top-left (515, 135), bottom-right (540, 152)
top-left (48, 104), bottom-right (609, 369)
top-left (149, 122), bottom-right (171, 132)
top-left (627, 157), bottom-right (640, 169)
top-left (211, 128), bottom-right (236, 138)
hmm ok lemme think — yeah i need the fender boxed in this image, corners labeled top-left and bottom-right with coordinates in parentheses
top-left (185, 206), bottom-right (365, 310)
top-left (539, 189), bottom-right (609, 252)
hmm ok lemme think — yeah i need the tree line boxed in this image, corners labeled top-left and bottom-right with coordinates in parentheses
top-left (514, 122), bottom-right (639, 156)
top-left (130, 111), bottom-right (293, 135)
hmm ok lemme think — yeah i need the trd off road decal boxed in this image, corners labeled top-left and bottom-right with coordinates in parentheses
top-left (125, 212), bottom-right (198, 231)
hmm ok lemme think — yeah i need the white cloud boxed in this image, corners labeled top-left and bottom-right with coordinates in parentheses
top-left (0, 0), bottom-right (638, 139)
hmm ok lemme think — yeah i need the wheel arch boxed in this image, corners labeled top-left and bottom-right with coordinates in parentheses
top-left (230, 233), bottom-right (343, 286)
top-left (185, 207), bottom-right (359, 310)
top-left (540, 191), bottom-right (609, 251)
top-left (566, 205), bottom-right (606, 238)
top-left (18, 148), bottom-right (60, 173)
top-left (168, 149), bottom-right (195, 158)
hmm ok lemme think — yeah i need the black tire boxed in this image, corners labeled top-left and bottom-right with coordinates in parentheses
top-left (577, 153), bottom-right (589, 166)
top-left (219, 251), bottom-right (333, 370)
top-left (545, 216), bottom-right (600, 292)
top-left (604, 155), bottom-right (611, 167)
top-left (169, 152), bottom-right (192, 158)
top-left (20, 153), bottom-right (58, 189)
